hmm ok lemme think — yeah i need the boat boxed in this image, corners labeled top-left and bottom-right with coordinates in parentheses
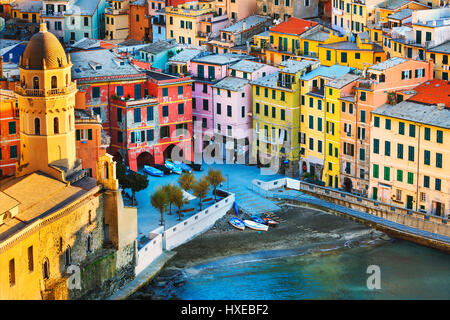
top-left (165, 160), bottom-right (182, 174)
top-left (229, 217), bottom-right (245, 231)
top-left (188, 163), bottom-right (203, 171)
top-left (251, 215), bottom-right (266, 225)
top-left (262, 217), bottom-right (279, 227)
top-left (143, 165), bottom-right (164, 177)
top-left (173, 160), bottom-right (193, 173)
top-left (154, 164), bottom-right (172, 175)
top-left (243, 220), bottom-right (269, 231)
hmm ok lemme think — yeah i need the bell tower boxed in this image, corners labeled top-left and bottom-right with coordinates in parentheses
top-left (15, 23), bottom-right (79, 181)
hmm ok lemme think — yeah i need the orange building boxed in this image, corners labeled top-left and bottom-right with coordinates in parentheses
top-left (129, 0), bottom-right (152, 42)
top-left (0, 89), bottom-right (19, 177)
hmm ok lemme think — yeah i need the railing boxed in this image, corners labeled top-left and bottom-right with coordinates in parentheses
top-left (15, 83), bottom-right (77, 97)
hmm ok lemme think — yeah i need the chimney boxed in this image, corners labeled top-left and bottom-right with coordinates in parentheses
top-left (437, 103), bottom-right (445, 110)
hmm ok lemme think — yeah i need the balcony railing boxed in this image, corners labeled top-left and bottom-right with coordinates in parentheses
top-left (15, 83), bottom-right (77, 97)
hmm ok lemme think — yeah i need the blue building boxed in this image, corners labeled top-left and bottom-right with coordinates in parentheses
top-left (64, 0), bottom-right (107, 43)
top-left (137, 39), bottom-right (178, 71)
top-left (151, 9), bottom-right (166, 43)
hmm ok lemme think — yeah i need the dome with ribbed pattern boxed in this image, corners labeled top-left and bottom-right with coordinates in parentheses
top-left (20, 23), bottom-right (68, 70)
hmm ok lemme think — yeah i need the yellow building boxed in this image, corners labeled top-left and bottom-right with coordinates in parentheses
top-left (251, 59), bottom-right (319, 177)
top-left (10, 0), bottom-right (41, 24)
top-left (318, 33), bottom-right (386, 70)
top-left (299, 64), bottom-right (353, 186)
top-left (105, 0), bottom-right (130, 41)
top-left (1, 23), bottom-right (137, 300)
top-left (165, 0), bottom-right (219, 46)
top-left (426, 41), bottom-right (449, 81)
top-left (370, 100), bottom-right (449, 217)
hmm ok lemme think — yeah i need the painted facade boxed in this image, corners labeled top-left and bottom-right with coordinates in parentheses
top-left (0, 89), bottom-right (19, 177)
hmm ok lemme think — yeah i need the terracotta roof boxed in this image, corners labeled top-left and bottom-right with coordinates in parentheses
top-left (269, 17), bottom-right (318, 36)
top-left (20, 23), bottom-right (68, 70)
top-left (407, 79), bottom-right (450, 108)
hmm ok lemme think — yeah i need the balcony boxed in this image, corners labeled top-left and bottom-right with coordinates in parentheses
top-left (356, 80), bottom-right (374, 90)
top-left (15, 83), bottom-right (77, 97)
top-left (105, 6), bottom-right (128, 15)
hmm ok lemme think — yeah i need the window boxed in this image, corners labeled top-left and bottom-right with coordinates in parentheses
top-left (397, 143), bottom-right (403, 159)
top-left (424, 175), bottom-right (430, 188)
top-left (255, 103), bottom-right (260, 114)
top-left (178, 86), bottom-right (183, 95)
top-left (43, 258), bottom-right (50, 280)
top-left (399, 122), bottom-right (405, 135)
top-left (360, 110), bottom-right (366, 123)
top-left (64, 246), bottom-right (72, 267)
top-left (437, 130), bottom-right (443, 143)
top-left (359, 148), bottom-right (365, 161)
top-left (424, 150), bottom-right (430, 165)
top-left (360, 91), bottom-right (366, 101)
top-left (397, 169), bottom-right (403, 182)
top-left (162, 87), bottom-right (168, 97)
top-left (309, 115), bottom-right (314, 129)
top-left (84, 17), bottom-right (89, 26)
top-left (134, 108), bottom-right (141, 122)
top-left (385, 141), bottom-right (390, 156)
top-left (409, 124), bottom-right (415, 137)
top-left (373, 138), bottom-right (379, 154)
top-left (10, 145), bottom-right (17, 159)
top-left (28, 246), bottom-right (34, 272)
top-left (408, 146), bottom-right (414, 162)
top-left (436, 178), bottom-right (441, 191)
top-left (203, 99), bottom-right (208, 111)
top-left (309, 138), bottom-right (314, 151)
top-left (177, 103), bottom-right (184, 115)
top-left (384, 166), bottom-right (390, 181)
top-left (9, 259), bottom-right (15, 286)
top-left (162, 105), bottom-right (169, 117)
top-left (281, 109), bottom-right (285, 121)
top-left (53, 117), bottom-right (59, 134)
top-left (8, 121), bottom-right (16, 135)
top-left (227, 105), bottom-right (232, 117)
top-left (147, 106), bottom-right (153, 121)
top-left (436, 153), bottom-right (442, 168)
top-left (264, 105), bottom-right (268, 117)
top-left (385, 119), bottom-right (391, 130)
top-left (92, 87), bottom-right (100, 98)
top-left (407, 172), bottom-right (414, 185)
top-left (341, 52), bottom-right (347, 63)
top-left (373, 164), bottom-right (379, 178)
top-left (374, 116), bottom-right (379, 127)
top-left (424, 127), bottom-right (430, 140)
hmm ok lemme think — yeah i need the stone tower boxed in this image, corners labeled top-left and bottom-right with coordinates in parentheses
top-left (15, 23), bottom-right (80, 181)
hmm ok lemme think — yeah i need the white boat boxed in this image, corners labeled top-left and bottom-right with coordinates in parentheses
top-left (243, 220), bottom-right (269, 231)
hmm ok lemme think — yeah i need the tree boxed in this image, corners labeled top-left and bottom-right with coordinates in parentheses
top-left (192, 177), bottom-right (210, 211)
top-left (162, 184), bottom-right (177, 215)
top-left (127, 171), bottom-right (149, 206)
top-left (151, 187), bottom-right (168, 226)
top-left (178, 172), bottom-right (196, 192)
top-left (206, 169), bottom-right (226, 201)
top-left (172, 187), bottom-right (189, 221)
top-left (116, 162), bottom-right (128, 188)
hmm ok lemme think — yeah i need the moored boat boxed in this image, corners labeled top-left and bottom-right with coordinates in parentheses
top-left (143, 165), bottom-right (164, 177)
top-left (243, 220), bottom-right (269, 231)
top-left (229, 217), bottom-right (245, 231)
top-left (262, 217), bottom-right (279, 227)
top-left (154, 164), bottom-right (172, 175)
top-left (251, 215), bottom-right (266, 225)
top-left (174, 160), bottom-right (193, 173)
top-left (165, 160), bottom-right (182, 174)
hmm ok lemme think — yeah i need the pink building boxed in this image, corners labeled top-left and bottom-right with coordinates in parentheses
top-left (190, 53), bottom-right (256, 152)
top-left (211, 60), bottom-right (278, 161)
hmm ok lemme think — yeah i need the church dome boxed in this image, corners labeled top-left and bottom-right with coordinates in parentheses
top-left (20, 23), bottom-right (68, 70)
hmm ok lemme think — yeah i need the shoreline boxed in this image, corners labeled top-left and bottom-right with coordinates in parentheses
top-left (129, 205), bottom-right (390, 299)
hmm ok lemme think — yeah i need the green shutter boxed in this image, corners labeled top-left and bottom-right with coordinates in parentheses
top-left (373, 164), bottom-right (379, 178)
top-left (397, 169), bottom-right (403, 182)
top-left (407, 172), bottom-right (414, 184)
top-left (384, 166), bottom-right (390, 181)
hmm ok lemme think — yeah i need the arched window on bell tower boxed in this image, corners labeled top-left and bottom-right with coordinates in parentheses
top-left (34, 118), bottom-right (40, 135)
top-left (66, 74), bottom-right (69, 86)
top-left (53, 117), bottom-right (59, 134)
top-left (51, 76), bottom-right (57, 89)
top-left (33, 77), bottom-right (39, 89)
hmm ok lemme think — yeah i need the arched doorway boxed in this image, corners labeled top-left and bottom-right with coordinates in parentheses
top-left (343, 178), bottom-right (352, 193)
top-left (136, 152), bottom-right (154, 169)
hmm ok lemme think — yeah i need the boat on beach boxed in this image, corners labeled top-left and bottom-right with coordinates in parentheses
top-left (251, 215), bottom-right (266, 225)
top-left (243, 220), bottom-right (269, 231)
top-left (174, 161), bottom-right (193, 173)
top-left (143, 165), bottom-right (164, 177)
top-left (229, 217), bottom-right (245, 231)
top-left (165, 160), bottom-right (182, 174)
top-left (262, 217), bottom-right (279, 227)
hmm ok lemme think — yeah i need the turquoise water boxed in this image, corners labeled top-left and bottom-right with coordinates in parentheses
top-left (174, 241), bottom-right (450, 300)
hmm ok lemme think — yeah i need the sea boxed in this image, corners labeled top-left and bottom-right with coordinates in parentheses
top-left (160, 240), bottom-right (450, 300)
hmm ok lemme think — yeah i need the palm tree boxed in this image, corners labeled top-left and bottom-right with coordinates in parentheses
top-left (178, 172), bottom-right (196, 192)
top-left (192, 177), bottom-right (210, 211)
top-left (162, 184), bottom-right (177, 215)
top-left (172, 187), bottom-right (189, 221)
top-left (151, 187), bottom-right (168, 226)
top-left (206, 169), bottom-right (226, 201)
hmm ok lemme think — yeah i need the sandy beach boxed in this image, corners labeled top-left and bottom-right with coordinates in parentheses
top-left (129, 204), bottom-right (389, 299)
